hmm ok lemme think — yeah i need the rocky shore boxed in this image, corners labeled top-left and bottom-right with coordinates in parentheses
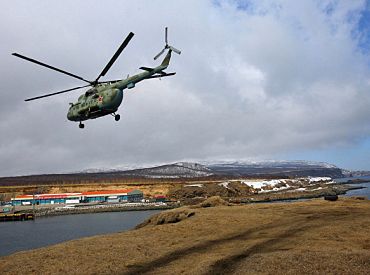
top-left (170, 177), bottom-right (362, 205)
top-left (24, 203), bottom-right (176, 218)
top-left (230, 183), bottom-right (363, 203)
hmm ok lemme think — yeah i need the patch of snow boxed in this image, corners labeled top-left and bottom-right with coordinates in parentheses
top-left (184, 184), bottom-right (204, 188)
top-left (242, 179), bottom-right (284, 190)
top-left (243, 181), bottom-right (266, 189)
top-left (218, 182), bottom-right (230, 189)
top-left (308, 177), bottom-right (332, 183)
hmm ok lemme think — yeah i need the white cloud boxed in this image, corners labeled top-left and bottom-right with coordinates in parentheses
top-left (0, 0), bottom-right (369, 176)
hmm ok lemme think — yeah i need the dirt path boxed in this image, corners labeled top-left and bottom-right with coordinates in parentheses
top-left (1, 198), bottom-right (369, 274)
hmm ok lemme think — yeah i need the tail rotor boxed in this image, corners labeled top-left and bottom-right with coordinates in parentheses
top-left (154, 27), bottom-right (181, 60)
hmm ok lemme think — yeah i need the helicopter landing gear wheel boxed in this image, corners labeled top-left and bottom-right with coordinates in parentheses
top-left (79, 122), bottom-right (85, 129)
top-left (114, 114), bottom-right (120, 121)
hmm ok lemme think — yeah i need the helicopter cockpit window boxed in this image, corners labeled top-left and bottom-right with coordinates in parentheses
top-left (85, 88), bottom-right (96, 97)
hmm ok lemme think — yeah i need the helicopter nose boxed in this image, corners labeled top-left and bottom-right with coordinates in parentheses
top-left (67, 108), bottom-right (75, 121)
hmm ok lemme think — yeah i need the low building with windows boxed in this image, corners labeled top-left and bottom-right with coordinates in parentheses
top-left (11, 189), bottom-right (143, 206)
top-left (81, 190), bottom-right (143, 203)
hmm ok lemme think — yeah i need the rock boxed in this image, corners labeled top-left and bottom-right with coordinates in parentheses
top-left (354, 196), bottom-right (367, 200)
top-left (324, 195), bottom-right (338, 201)
top-left (135, 208), bottom-right (195, 228)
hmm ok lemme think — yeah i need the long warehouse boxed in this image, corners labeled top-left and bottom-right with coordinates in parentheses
top-left (11, 189), bottom-right (143, 206)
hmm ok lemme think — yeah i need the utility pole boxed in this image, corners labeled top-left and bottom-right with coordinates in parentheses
top-left (12, 192), bottom-right (15, 214)
top-left (33, 192), bottom-right (36, 220)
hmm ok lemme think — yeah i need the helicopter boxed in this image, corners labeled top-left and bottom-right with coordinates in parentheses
top-left (12, 27), bottom-right (181, 128)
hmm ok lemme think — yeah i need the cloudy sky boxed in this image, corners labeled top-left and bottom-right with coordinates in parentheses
top-left (1, 0), bottom-right (370, 176)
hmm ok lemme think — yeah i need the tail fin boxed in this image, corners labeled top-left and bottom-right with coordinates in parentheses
top-left (161, 50), bottom-right (172, 68)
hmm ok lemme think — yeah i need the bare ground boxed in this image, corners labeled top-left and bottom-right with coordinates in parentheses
top-left (1, 197), bottom-right (369, 274)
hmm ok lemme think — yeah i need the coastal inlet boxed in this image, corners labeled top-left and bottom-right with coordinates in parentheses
top-left (0, 210), bottom-right (161, 257)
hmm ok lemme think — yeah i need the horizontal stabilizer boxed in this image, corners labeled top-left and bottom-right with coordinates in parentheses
top-left (146, 72), bottom-right (176, 79)
top-left (139, 66), bottom-right (155, 72)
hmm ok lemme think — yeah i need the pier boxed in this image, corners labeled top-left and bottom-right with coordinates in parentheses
top-left (0, 213), bottom-right (35, 222)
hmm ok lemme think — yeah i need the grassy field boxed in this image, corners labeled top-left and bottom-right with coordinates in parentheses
top-left (1, 197), bottom-right (369, 274)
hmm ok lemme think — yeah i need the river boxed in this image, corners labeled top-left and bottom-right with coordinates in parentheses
top-left (0, 210), bottom-right (160, 257)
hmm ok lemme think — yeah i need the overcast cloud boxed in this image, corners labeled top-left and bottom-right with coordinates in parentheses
top-left (1, 0), bottom-right (370, 176)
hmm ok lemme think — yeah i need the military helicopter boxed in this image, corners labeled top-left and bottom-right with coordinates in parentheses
top-left (12, 27), bottom-right (181, 128)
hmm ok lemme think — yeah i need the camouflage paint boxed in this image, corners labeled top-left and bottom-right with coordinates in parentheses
top-left (67, 50), bottom-right (173, 122)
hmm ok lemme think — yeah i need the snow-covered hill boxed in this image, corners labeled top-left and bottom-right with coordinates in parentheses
top-left (116, 162), bottom-right (213, 178)
top-left (75, 160), bottom-right (344, 178)
top-left (205, 160), bottom-right (343, 178)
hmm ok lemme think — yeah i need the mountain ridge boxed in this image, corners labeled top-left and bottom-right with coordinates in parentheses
top-left (0, 160), bottom-right (349, 186)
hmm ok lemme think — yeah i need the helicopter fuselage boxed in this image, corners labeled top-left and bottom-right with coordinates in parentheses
top-left (67, 62), bottom-right (169, 122)
top-left (67, 87), bottom-right (123, 121)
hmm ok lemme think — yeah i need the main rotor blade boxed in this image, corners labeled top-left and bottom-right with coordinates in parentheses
top-left (154, 48), bottom-right (165, 60)
top-left (25, 84), bottom-right (91, 101)
top-left (95, 32), bottom-right (134, 82)
top-left (165, 27), bottom-right (168, 45)
top-left (12, 53), bottom-right (92, 84)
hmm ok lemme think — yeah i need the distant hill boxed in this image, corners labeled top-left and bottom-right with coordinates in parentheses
top-left (206, 160), bottom-right (344, 178)
top-left (0, 160), bottom-right (347, 186)
top-left (123, 160), bottom-right (344, 178)
top-left (117, 162), bottom-right (213, 178)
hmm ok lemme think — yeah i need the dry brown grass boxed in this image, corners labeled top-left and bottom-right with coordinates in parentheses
top-left (135, 208), bottom-right (195, 228)
top-left (1, 197), bottom-right (369, 274)
top-left (0, 182), bottom-right (176, 199)
top-left (192, 195), bottom-right (230, 208)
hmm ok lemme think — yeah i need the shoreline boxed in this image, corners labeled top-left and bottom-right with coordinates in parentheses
top-left (233, 183), bottom-right (366, 204)
top-left (30, 204), bottom-right (176, 218)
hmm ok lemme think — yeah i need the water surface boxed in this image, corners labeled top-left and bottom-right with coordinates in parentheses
top-left (0, 210), bottom-right (159, 257)
top-left (334, 176), bottom-right (370, 183)
top-left (342, 182), bottom-right (370, 199)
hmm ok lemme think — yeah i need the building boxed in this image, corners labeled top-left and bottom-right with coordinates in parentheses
top-left (11, 189), bottom-right (143, 206)
top-left (81, 190), bottom-right (143, 203)
top-left (154, 195), bottom-right (167, 202)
